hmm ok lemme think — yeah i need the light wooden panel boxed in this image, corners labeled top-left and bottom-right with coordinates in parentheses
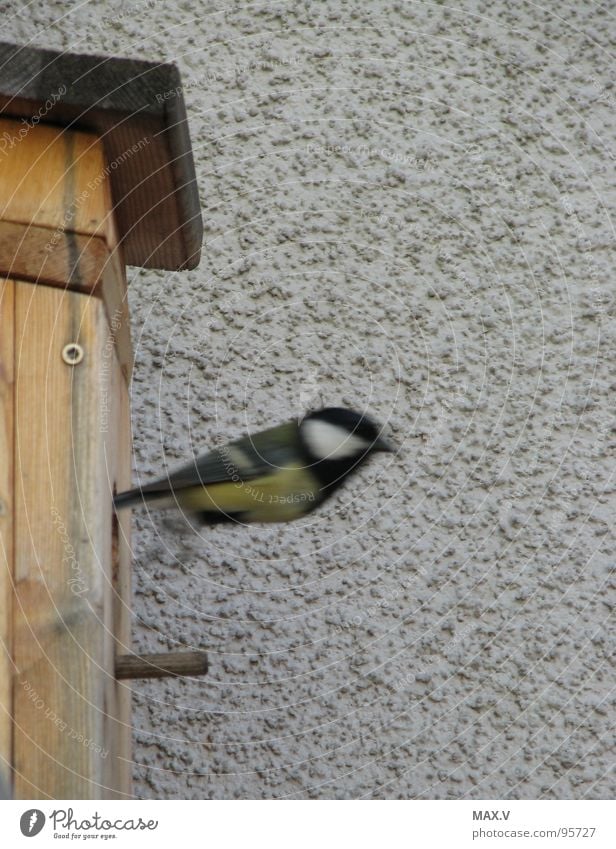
top-left (0, 278), bottom-right (14, 791)
top-left (0, 110), bottom-right (133, 800)
top-left (0, 118), bottom-right (111, 242)
top-left (0, 118), bottom-right (132, 385)
top-left (0, 220), bottom-right (132, 382)
top-left (13, 284), bottom-right (103, 796)
top-left (12, 281), bottom-right (132, 798)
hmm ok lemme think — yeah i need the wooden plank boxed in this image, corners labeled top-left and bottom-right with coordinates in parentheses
top-left (98, 250), bottom-right (132, 387)
top-left (0, 218), bottom-right (111, 286)
top-left (1, 86), bottom-right (135, 800)
top-left (0, 118), bottom-right (111, 242)
top-left (0, 41), bottom-right (202, 270)
top-left (0, 278), bottom-right (14, 794)
top-left (0, 220), bottom-right (132, 382)
top-left (12, 282), bottom-right (122, 798)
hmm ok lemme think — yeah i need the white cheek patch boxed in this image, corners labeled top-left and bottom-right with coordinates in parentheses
top-left (302, 419), bottom-right (372, 460)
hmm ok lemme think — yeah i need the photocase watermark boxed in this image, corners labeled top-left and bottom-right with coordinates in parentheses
top-left (19, 678), bottom-right (108, 759)
top-left (306, 142), bottom-right (436, 171)
top-left (99, 307), bottom-right (125, 433)
top-left (390, 624), bottom-right (479, 692)
top-left (44, 136), bottom-right (150, 253)
top-left (461, 143), bottom-right (532, 209)
top-left (0, 84), bottom-right (66, 158)
top-left (20, 809), bottom-right (46, 837)
top-left (51, 507), bottom-right (89, 597)
top-left (214, 439), bottom-right (316, 506)
top-left (415, 382), bottom-right (471, 469)
top-left (197, 276), bottom-right (280, 336)
top-left (333, 583), bottom-right (401, 635)
top-left (518, 406), bottom-right (614, 495)
top-left (357, 207), bottom-right (419, 234)
top-left (560, 194), bottom-right (603, 290)
top-left (19, 806), bottom-right (159, 837)
top-left (95, 0), bottom-right (158, 25)
top-left (585, 73), bottom-right (616, 111)
top-left (332, 567), bottom-right (427, 638)
top-left (438, 248), bottom-right (476, 293)
top-left (50, 807), bottom-right (157, 833)
top-left (154, 54), bottom-right (302, 103)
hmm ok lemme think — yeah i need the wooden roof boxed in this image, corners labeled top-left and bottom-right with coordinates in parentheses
top-left (0, 41), bottom-right (203, 270)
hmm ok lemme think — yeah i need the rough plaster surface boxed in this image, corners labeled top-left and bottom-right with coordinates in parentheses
top-left (5, 1), bottom-right (615, 799)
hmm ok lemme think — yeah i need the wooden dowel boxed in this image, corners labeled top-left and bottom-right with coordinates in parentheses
top-left (115, 650), bottom-right (209, 680)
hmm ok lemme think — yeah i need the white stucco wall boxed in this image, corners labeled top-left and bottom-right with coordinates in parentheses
top-left (5, 1), bottom-right (615, 799)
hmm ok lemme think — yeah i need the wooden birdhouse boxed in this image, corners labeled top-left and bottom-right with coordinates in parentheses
top-left (0, 41), bottom-right (205, 799)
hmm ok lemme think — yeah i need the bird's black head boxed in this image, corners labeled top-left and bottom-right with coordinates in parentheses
top-left (299, 407), bottom-right (392, 484)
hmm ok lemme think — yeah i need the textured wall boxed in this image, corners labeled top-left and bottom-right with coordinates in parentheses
top-left (5, 1), bottom-right (615, 799)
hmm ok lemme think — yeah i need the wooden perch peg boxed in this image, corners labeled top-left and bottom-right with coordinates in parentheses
top-left (116, 651), bottom-right (209, 680)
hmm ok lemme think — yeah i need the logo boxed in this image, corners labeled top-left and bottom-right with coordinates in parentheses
top-left (20, 809), bottom-right (45, 837)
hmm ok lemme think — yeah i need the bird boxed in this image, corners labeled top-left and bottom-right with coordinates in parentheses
top-left (113, 407), bottom-right (393, 524)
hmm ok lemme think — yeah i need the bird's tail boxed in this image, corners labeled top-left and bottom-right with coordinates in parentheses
top-left (113, 487), bottom-right (144, 510)
top-left (113, 482), bottom-right (179, 511)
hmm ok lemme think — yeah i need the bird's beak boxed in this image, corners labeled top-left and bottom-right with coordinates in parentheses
top-left (374, 435), bottom-right (395, 453)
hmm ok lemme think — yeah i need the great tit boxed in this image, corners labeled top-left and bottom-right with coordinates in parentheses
top-left (113, 407), bottom-right (392, 524)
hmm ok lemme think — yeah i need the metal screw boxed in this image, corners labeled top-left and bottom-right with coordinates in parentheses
top-left (62, 343), bottom-right (84, 366)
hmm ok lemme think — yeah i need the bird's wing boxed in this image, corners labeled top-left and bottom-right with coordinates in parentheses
top-left (138, 420), bottom-right (303, 496)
